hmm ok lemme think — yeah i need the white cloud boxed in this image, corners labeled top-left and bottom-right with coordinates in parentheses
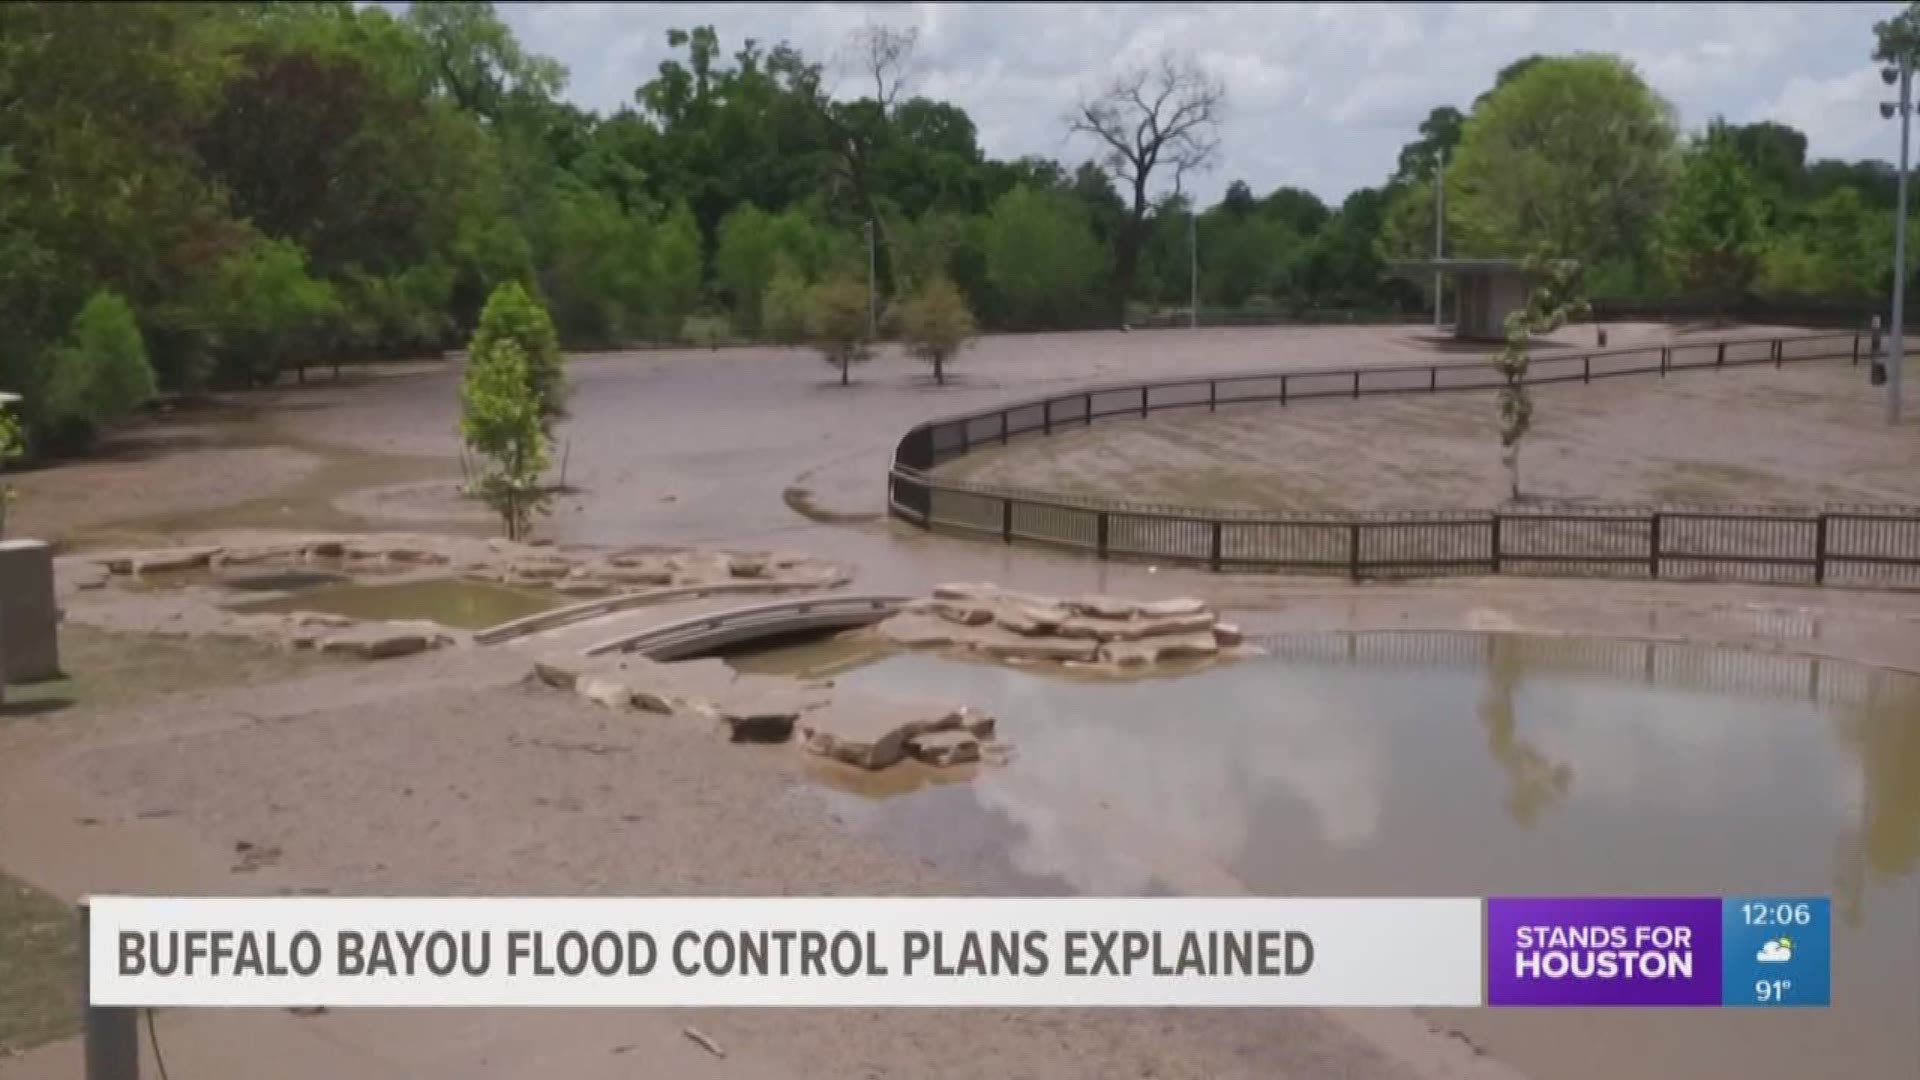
top-left (497, 1), bottom-right (1901, 203)
top-left (1753, 66), bottom-right (1895, 163)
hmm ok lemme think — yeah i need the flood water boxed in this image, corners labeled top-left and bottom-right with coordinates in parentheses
top-left (231, 577), bottom-right (559, 630)
top-left (786, 632), bottom-right (1920, 1080)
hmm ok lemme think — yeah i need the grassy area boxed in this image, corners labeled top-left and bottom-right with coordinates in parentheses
top-left (0, 872), bottom-right (79, 1053)
top-left (3, 624), bottom-right (339, 721)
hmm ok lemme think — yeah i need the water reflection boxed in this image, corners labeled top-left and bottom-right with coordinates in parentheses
top-left (1478, 635), bottom-right (1572, 827)
top-left (1833, 672), bottom-right (1920, 923)
top-left (803, 631), bottom-right (1920, 1080)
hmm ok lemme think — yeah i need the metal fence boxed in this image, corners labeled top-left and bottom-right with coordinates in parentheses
top-left (887, 330), bottom-right (1920, 588)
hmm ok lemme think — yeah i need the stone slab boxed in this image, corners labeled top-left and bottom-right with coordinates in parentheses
top-left (1098, 629), bottom-right (1221, 667)
top-left (907, 729), bottom-right (980, 767)
top-left (801, 693), bottom-right (962, 770)
top-left (1139, 597), bottom-right (1208, 618)
top-left (875, 611), bottom-right (964, 648)
top-left (129, 545), bottom-right (222, 575)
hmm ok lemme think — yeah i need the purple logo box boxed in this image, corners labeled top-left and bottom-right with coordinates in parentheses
top-left (1487, 897), bottom-right (1722, 1007)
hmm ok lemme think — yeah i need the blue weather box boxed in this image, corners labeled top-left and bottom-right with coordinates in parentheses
top-left (1720, 897), bottom-right (1830, 1008)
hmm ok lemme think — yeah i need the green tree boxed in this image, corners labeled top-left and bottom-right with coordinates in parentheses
top-left (649, 201), bottom-right (704, 339)
top-left (894, 273), bottom-right (976, 384)
top-left (1719, 120), bottom-right (1808, 209)
top-left (1491, 255), bottom-right (1588, 500)
top-left (761, 265), bottom-right (810, 345)
top-left (1759, 187), bottom-right (1885, 299)
top-left (1393, 106), bottom-right (1465, 185)
top-left (804, 274), bottom-right (872, 385)
top-left (1307, 187), bottom-right (1413, 310)
top-left (1449, 55), bottom-right (1678, 273)
top-left (1378, 178), bottom-right (1440, 262)
top-left (43, 291), bottom-right (157, 447)
top-left (1663, 133), bottom-right (1768, 300)
top-left (469, 281), bottom-right (565, 429)
top-left (458, 337), bottom-right (548, 540)
top-left (1197, 210), bottom-right (1290, 309)
top-left (0, 406), bottom-right (23, 533)
top-left (982, 186), bottom-right (1103, 327)
top-left (406, 0), bottom-right (566, 122)
top-left (207, 237), bottom-right (341, 385)
top-left (1875, 3), bottom-right (1920, 68)
top-left (713, 205), bottom-right (852, 333)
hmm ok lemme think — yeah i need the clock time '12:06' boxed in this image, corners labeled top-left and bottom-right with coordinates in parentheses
top-left (1741, 902), bottom-right (1814, 927)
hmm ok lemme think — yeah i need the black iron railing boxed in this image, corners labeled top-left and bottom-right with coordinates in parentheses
top-left (887, 330), bottom-right (1920, 587)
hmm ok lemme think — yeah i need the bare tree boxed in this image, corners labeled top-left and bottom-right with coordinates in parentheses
top-left (778, 22), bottom-right (921, 301)
top-left (1069, 53), bottom-right (1225, 323)
top-left (844, 22), bottom-right (918, 111)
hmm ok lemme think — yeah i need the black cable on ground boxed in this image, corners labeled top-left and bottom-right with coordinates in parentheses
top-left (145, 1008), bottom-right (172, 1080)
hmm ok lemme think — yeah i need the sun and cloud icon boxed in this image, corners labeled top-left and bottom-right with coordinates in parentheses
top-left (1756, 937), bottom-right (1794, 964)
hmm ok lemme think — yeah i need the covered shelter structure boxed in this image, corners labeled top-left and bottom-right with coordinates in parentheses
top-left (1390, 258), bottom-right (1542, 342)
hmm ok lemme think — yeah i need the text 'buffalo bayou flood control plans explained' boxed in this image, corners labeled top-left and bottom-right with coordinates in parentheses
top-left (90, 895), bottom-right (1830, 1008)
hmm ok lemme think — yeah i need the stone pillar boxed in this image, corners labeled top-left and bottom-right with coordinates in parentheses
top-left (0, 539), bottom-right (60, 682)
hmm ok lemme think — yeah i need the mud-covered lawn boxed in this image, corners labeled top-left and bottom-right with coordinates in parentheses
top-left (936, 358), bottom-right (1920, 510)
top-left (0, 873), bottom-right (77, 1055)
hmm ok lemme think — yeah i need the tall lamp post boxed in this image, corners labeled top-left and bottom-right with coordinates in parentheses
top-left (865, 219), bottom-right (877, 340)
top-left (1433, 148), bottom-right (1446, 330)
top-left (1880, 55), bottom-right (1912, 425)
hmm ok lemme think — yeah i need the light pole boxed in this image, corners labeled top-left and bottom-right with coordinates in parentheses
top-left (1881, 56), bottom-right (1911, 425)
top-left (1433, 148), bottom-right (1446, 330)
top-left (865, 219), bottom-right (877, 340)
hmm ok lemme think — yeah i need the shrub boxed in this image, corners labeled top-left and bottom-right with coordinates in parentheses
top-left (804, 274), bottom-right (872, 385)
top-left (469, 282), bottom-right (565, 430)
top-left (760, 266), bottom-right (809, 345)
top-left (894, 274), bottom-right (976, 385)
top-left (43, 291), bottom-right (157, 446)
top-left (209, 237), bottom-right (339, 386)
top-left (0, 407), bottom-right (22, 532)
top-left (679, 313), bottom-right (734, 350)
top-left (457, 338), bottom-right (549, 540)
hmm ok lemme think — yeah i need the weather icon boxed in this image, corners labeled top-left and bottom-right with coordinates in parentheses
top-left (1756, 937), bottom-right (1793, 964)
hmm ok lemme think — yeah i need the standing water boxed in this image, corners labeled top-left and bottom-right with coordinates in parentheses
top-left (780, 631), bottom-right (1920, 1080)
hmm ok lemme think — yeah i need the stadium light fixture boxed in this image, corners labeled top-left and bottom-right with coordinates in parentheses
top-left (1879, 55), bottom-right (1911, 424)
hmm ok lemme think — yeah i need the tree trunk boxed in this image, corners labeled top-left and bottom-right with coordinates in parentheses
top-left (840, 359), bottom-right (849, 386)
top-left (934, 355), bottom-right (945, 385)
top-left (1503, 442), bottom-right (1522, 502)
top-left (1111, 220), bottom-right (1143, 327)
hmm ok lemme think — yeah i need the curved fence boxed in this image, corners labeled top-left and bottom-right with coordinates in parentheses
top-left (886, 329), bottom-right (1920, 588)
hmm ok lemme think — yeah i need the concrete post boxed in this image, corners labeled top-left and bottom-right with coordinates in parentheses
top-left (0, 539), bottom-right (59, 682)
top-left (80, 900), bottom-right (141, 1080)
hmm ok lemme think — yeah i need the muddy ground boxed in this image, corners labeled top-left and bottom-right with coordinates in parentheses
top-left (937, 352), bottom-right (1920, 510)
top-left (10, 322), bottom-right (1850, 548)
top-left (5, 322), bottom-right (1920, 1080)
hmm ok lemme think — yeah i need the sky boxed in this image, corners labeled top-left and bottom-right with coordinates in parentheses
top-left (498, 1), bottom-right (1906, 206)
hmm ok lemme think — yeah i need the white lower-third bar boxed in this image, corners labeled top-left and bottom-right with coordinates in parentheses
top-left (89, 896), bottom-right (1483, 1008)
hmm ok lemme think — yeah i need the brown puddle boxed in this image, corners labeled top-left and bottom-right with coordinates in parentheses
top-left (229, 577), bottom-right (560, 631)
top-left (770, 631), bottom-right (1920, 1080)
top-left (719, 631), bottom-right (896, 679)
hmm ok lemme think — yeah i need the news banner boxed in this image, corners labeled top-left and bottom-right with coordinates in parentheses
top-left (89, 895), bottom-right (1831, 1009)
